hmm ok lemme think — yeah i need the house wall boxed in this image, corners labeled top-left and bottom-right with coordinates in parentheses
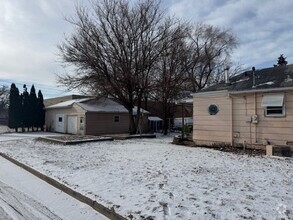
top-left (193, 91), bottom-right (232, 146)
top-left (193, 90), bottom-right (293, 148)
top-left (85, 112), bottom-right (129, 135)
top-left (45, 104), bottom-right (86, 135)
top-left (232, 91), bottom-right (293, 147)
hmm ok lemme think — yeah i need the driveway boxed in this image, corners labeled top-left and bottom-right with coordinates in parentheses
top-left (0, 128), bottom-right (109, 220)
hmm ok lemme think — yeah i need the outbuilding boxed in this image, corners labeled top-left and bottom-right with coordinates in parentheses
top-left (46, 97), bottom-right (148, 135)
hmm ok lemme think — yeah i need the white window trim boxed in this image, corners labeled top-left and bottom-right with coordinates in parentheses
top-left (262, 93), bottom-right (286, 117)
top-left (264, 104), bottom-right (286, 117)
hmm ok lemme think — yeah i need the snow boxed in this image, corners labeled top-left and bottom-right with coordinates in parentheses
top-left (45, 98), bottom-right (91, 109)
top-left (256, 81), bottom-right (275, 87)
top-left (0, 157), bottom-right (108, 220)
top-left (148, 116), bottom-right (163, 121)
top-left (0, 134), bottom-right (292, 219)
top-left (77, 98), bottom-right (129, 113)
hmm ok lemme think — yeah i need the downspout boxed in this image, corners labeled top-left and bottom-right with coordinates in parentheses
top-left (229, 94), bottom-right (233, 146)
top-left (254, 92), bottom-right (257, 143)
top-left (252, 67), bottom-right (257, 143)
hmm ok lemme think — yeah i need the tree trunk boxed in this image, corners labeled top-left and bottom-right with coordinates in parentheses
top-left (128, 109), bottom-right (136, 134)
top-left (163, 102), bottom-right (168, 135)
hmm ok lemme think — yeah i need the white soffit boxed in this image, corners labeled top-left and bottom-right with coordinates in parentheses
top-left (261, 93), bottom-right (284, 107)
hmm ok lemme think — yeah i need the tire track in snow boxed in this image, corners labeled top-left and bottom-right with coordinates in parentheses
top-left (0, 180), bottom-right (62, 220)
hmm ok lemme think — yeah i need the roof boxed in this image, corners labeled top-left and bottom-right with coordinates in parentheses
top-left (198, 64), bottom-right (293, 94)
top-left (77, 98), bottom-right (128, 113)
top-left (148, 116), bottom-right (162, 121)
top-left (45, 98), bottom-right (91, 109)
top-left (44, 94), bottom-right (93, 107)
top-left (46, 97), bottom-right (149, 114)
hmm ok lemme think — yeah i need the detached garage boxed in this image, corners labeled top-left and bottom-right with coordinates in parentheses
top-left (45, 97), bottom-right (142, 135)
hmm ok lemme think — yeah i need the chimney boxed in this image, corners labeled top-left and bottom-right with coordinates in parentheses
top-left (224, 66), bottom-right (230, 84)
top-left (252, 67), bottom-right (256, 88)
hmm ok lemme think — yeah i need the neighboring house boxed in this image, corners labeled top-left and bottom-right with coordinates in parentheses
top-left (44, 94), bottom-right (92, 107)
top-left (142, 98), bottom-right (193, 131)
top-left (193, 64), bottom-right (293, 149)
top-left (46, 97), bottom-right (149, 135)
top-left (148, 116), bottom-right (163, 132)
top-left (173, 98), bottom-right (193, 129)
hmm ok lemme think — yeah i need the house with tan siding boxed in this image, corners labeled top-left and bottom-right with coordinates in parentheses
top-left (46, 97), bottom-right (148, 135)
top-left (193, 64), bottom-right (293, 150)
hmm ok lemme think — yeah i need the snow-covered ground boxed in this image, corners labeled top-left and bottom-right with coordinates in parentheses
top-left (0, 134), bottom-right (292, 219)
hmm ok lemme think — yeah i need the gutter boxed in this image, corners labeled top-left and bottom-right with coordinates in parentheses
top-left (229, 87), bottom-right (293, 95)
top-left (193, 86), bottom-right (293, 97)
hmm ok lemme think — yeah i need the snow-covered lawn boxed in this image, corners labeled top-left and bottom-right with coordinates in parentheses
top-left (0, 135), bottom-right (292, 219)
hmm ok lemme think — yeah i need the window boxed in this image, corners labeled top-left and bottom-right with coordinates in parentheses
top-left (266, 106), bottom-right (284, 115)
top-left (58, 117), bottom-right (63, 122)
top-left (114, 115), bottom-right (120, 122)
top-left (80, 117), bottom-right (84, 130)
top-left (262, 93), bottom-right (285, 117)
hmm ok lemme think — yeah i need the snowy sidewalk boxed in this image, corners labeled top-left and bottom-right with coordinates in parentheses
top-left (0, 156), bottom-right (108, 220)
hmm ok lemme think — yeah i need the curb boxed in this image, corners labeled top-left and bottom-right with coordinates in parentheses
top-left (0, 152), bottom-right (127, 220)
top-left (38, 136), bottom-right (114, 145)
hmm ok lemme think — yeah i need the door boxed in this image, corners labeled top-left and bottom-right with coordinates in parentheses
top-left (55, 114), bottom-right (65, 133)
top-left (67, 115), bottom-right (78, 134)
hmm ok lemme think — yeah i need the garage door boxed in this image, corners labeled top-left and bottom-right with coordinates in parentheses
top-left (67, 116), bottom-right (78, 134)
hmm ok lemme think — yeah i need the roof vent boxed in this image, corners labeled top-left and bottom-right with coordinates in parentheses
top-left (252, 67), bottom-right (256, 88)
top-left (285, 75), bottom-right (293, 83)
top-left (224, 66), bottom-right (230, 84)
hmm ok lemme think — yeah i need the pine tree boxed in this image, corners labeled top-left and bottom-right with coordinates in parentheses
top-left (22, 84), bottom-right (30, 131)
top-left (29, 85), bottom-right (38, 131)
top-left (37, 90), bottom-right (45, 131)
top-left (8, 83), bottom-right (20, 131)
top-left (277, 54), bottom-right (288, 66)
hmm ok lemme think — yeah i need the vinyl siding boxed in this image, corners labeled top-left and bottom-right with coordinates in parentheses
top-left (85, 112), bottom-right (129, 135)
top-left (232, 91), bottom-right (293, 146)
top-left (193, 90), bottom-right (293, 147)
top-left (45, 104), bottom-right (86, 134)
top-left (193, 92), bottom-right (232, 146)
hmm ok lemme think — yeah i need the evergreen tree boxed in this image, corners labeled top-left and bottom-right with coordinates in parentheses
top-left (22, 84), bottom-right (30, 131)
top-left (29, 85), bottom-right (38, 131)
top-left (37, 90), bottom-right (45, 131)
top-left (18, 93), bottom-right (23, 130)
top-left (8, 83), bottom-right (20, 131)
top-left (277, 54), bottom-right (288, 66)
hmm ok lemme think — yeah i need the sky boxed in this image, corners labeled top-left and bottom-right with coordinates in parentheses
top-left (0, 0), bottom-right (293, 98)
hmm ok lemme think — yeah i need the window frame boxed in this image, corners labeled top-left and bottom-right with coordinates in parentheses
top-left (114, 115), bottom-right (120, 122)
top-left (265, 105), bottom-right (285, 117)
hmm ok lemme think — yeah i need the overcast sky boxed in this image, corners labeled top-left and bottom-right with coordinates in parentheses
top-left (1, 0), bottom-right (293, 98)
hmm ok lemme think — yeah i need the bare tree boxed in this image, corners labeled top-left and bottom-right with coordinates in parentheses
top-left (0, 85), bottom-right (9, 112)
top-left (153, 21), bottom-right (188, 135)
top-left (184, 23), bottom-right (238, 92)
top-left (58, 0), bottom-right (173, 134)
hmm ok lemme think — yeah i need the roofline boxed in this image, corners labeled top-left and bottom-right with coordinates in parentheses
top-left (45, 106), bottom-right (72, 110)
top-left (192, 90), bottom-right (228, 97)
top-left (229, 87), bottom-right (293, 94)
top-left (192, 86), bottom-right (293, 97)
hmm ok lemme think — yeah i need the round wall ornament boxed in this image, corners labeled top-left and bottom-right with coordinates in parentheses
top-left (208, 104), bottom-right (219, 115)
